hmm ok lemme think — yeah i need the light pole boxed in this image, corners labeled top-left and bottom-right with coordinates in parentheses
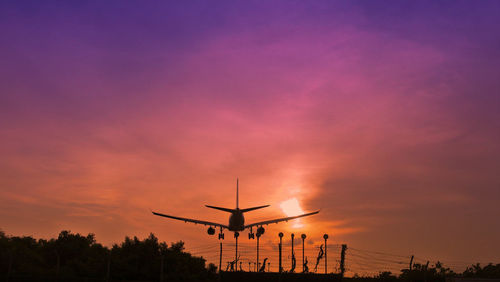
top-left (278, 232), bottom-right (283, 273)
top-left (301, 234), bottom-right (306, 273)
top-left (323, 234), bottom-right (328, 274)
top-left (219, 242), bottom-right (222, 273)
top-left (291, 233), bottom-right (295, 272)
top-left (234, 231), bottom-right (239, 271)
top-left (256, 232), bottom-right (261, 271)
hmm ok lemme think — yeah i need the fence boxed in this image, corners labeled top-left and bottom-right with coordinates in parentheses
top-left (185, 233), bottom-right (487, 277)
top-left (3, 232), bottom-right (493, 281)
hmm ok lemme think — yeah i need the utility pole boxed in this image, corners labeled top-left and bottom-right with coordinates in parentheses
top-left (219, 242), bottom-right (222, 273)
top-left (323, 234), bottom-right (328, 274)
top-left (340, 244), bottom-right (347, 279)
top-left (278, 232), bottom-right (283, 273)
top-left (301, 234), bottom-right (306, 273)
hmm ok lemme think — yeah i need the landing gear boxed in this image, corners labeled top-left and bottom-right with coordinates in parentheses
top-left (218, 226), bottom-right (224, 240)
top-left (248, 227), bottom-right (255, 239)
top-left (207, 227), bottom-right (215, 235)
top-left (257, 226), bottom-right (265, 236)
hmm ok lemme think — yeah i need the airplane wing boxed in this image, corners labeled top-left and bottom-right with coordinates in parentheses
top-left (152, 211), bottom-right (229, 229)
top-left (244, 210), bottom-right (320, 229)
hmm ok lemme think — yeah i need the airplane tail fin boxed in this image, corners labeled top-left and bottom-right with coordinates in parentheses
top-left (240, 205), bottom-right (270, 213)
top-left (205, 205), bottom-right (235, 213)
top-left (205, 178), bottom-right (241, 213)
top-left (235, 178), bottom-right (270, 212)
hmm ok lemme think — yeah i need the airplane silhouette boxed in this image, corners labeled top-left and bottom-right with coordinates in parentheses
top-left (152, 179), bottom-right (319, 239)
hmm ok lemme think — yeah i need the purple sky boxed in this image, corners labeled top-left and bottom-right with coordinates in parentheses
top-left (1, 0), bottom-right (500, 275)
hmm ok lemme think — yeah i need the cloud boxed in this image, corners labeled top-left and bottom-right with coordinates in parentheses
top-left (1, 0), bottom-right (500, 269)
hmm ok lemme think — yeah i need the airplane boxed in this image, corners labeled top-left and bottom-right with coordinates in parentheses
top-left (152, 179), bottom-right (320, 240)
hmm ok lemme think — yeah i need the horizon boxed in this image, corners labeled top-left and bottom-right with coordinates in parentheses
top-left (1, 227), bottom-right (496, 277)
top-left (1, 0), bottom-right (500, 276)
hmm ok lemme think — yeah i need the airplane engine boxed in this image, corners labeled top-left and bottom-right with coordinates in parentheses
top-left (207, 227), bottom-right (215, 235)
top-left (257, 226), bottom-right (265, 236)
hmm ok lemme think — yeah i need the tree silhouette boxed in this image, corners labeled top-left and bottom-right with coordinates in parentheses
top-left (463, 263), bottom-right (500, 278)
top-left (0, 229), bottom-right (216, 281)
top-left (2, 229), bottom-right (500, 281)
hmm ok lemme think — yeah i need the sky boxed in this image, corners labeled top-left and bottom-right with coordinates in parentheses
top-left (1, 0), bottom-right (500, 275)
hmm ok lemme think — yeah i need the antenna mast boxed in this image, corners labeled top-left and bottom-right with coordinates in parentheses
top-left (236, 178), bottom-right (239, 209)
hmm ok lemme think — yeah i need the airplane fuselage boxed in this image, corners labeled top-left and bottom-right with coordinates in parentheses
top-left (228, 209), bottom-right (245, 231)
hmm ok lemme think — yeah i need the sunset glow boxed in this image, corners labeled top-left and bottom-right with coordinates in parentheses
top-left (280, 198), bottom-right (305, 217)
top-left (280, 198), bottom-right (305, 228)
top-left (1, 1), bottom-right (500, 276)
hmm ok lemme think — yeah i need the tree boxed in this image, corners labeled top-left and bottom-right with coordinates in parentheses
top-left (0, 229), bottom-right (216, 281)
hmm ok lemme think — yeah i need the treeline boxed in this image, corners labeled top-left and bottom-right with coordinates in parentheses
top-left (374, 261), bottom-right (500, 282)
top-left (1, 229), bottom-right (499, 282)
top-left (0, 229), bottom-right (217, 281)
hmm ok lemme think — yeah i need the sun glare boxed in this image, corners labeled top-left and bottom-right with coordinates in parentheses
top-left (280, 198), bottom-right (305, 228)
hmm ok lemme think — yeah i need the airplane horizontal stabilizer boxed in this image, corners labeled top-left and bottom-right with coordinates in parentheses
top-left (244, 210), bottom-right (320, 228)
top-left (240, 205), bottom-right (270, 213)
top-left (205, 205), bottom-right (235, 213)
